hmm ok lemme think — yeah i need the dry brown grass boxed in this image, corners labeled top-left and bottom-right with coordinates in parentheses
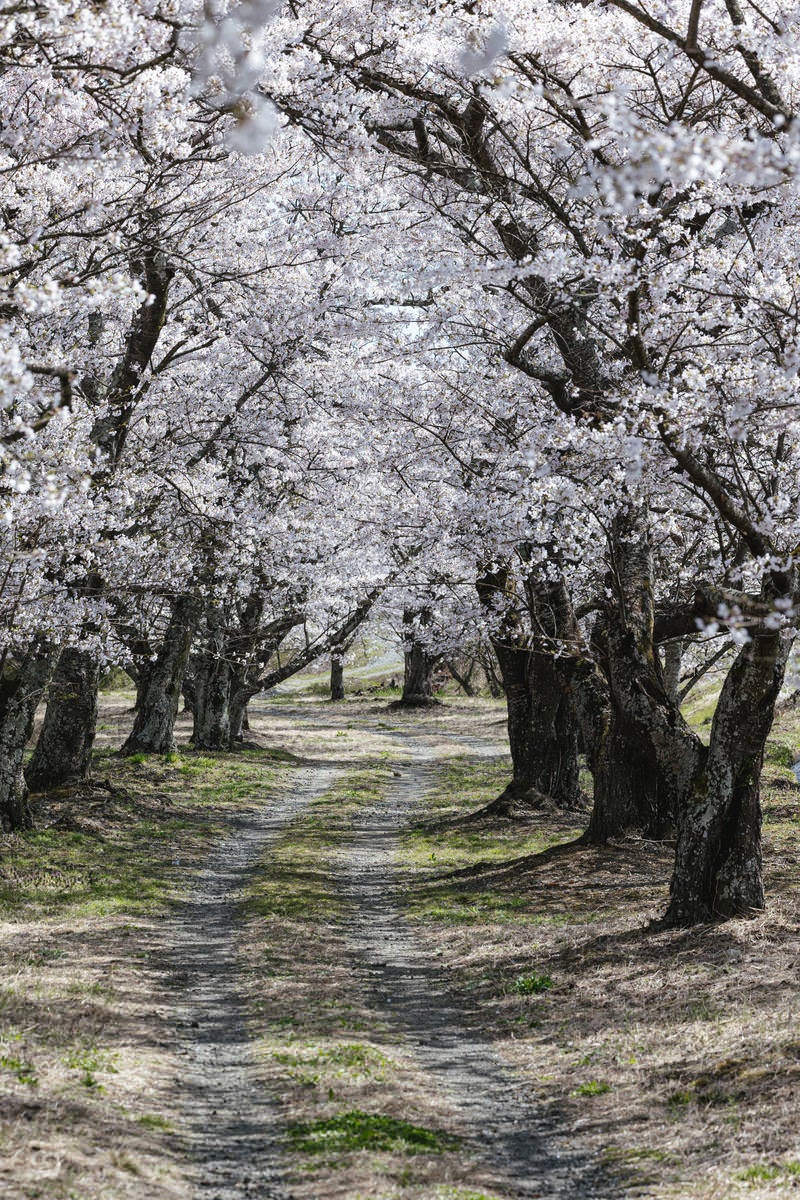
top-left (5, 688), bottom-right (800, 1198)
top-left (401, 719), bottom-right (800, 1198)
top-left (0, 702), bottom-right (291, 1200)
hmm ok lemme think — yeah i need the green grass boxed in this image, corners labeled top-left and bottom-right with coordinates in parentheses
top-left (0, 747), bottom-right (286, 919)
top-left (511, 972), bottom-right (553, 995)
top-left (409, 887), bottom-right (534, 925)
top-left (573, 1079), bottom-right (611, 1097)
top-left (62, 1044), bottom-right (118, 1090)
top-left (247, 764), bottom-right (393, 923)
top-left (0, 1053), bottom-right (37, 1085)
top-left (402, 756), bottom-right (584, 926)
top-left (135, 1113), bottom-right (174, 1131)
top-left (273, 1041), bottom-right (391, 1087)
top-left (736, 1161), bottom-right (800, 1183)
top-left (764, 740), bottom-right (795, 770)
top-left (287, 1109), bottom-right (460, 1156)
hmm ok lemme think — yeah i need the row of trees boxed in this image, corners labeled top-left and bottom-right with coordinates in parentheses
top-left (2, 0), bottom-right (800, 927)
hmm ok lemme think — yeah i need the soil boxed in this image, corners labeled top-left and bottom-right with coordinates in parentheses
top-left (165, 766), bottom-right (337, 1200)
top-left (161, 703), bottom-right (608, 1197)
top-left (5, 691), bottom-right (799, 1198)
top-left (336, 753), bottom-right (609, 1199)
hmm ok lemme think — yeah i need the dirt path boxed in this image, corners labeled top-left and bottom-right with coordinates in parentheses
top-left (160, 705), bottom-right (606, 1198)
top-left (336, 744), bottom-right (610, 1200)
top-left (165, 764), bottom-right (337, 1200)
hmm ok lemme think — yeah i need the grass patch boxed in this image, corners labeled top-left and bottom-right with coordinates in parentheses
top-left (246, 765), bottom-right (393, 923)
top-left (135, 1113), bottom-right (174, 1131)
top-left (0, 1052), bottom-right (37, 1085)
top-left (273, 1041), bottom-right (391, 1087)
top-left (735, 1161), bottom-right (800, 1183)
top-left (287, 1110), bottom-right (460, 1156)
top-left (0, 746), bottom-right (287, 919)
top-left (0, 696), bottom-right (332, 1200)
top-left (511, 972), bottom-right (553, 995)
top-left (572, 1079), bottom-right (611, 1097)
top-left (62, 1044), bottom-right (118, 1090)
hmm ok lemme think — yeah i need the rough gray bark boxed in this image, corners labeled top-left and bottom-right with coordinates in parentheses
top-left (662, 638), bottom-right (684, 702)
top-left (575, 616), bottom-right (672, 843)
top-left (133, 662), bottom-right (152, 713)
top-left (229, 690), bottom-right (250, 743)
top-left (665, 625), bottom-right (791, 925)
top-left (0, 640), bottom-right (55, 830)
top-left (496, 640), bottom-right (580, 810)
top-left (399, 610), bottom-right (438, 706)
top-left (182, 674), bottom-right (196, 715)
top-left (477, 569), bottom-right (580, 811)
top-left (590, 508), bottom-right (704, 838)
top-left (25, 648), bottom-right (100, 791)
top-left (192, 617), bottom-right (232, 751)
top-left (121, 596), bottom-right (198, 755)
top-left (330, 654), bottom-right (345, 701)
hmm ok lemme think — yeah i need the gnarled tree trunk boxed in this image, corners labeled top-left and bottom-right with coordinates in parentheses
top-left (191, 611), bottom-right (232, 750)
top-left (590, 508), bottom-right (704, 838)
top-left (398, 610), bottom-right (438, 706)
top-left (576, 616), bottom-right (672, 843)
top-left (26, 648), bottom-right (100, 791)
top-left (477, 568), bottom-right (580, 811)
top-left (121, 596), bottom-right (197, 755)
top-left (0, 640), bottom-right (55, 829)
top-left (665, 624), bottom-right (791, 925)
top-left (229, 687), bottom-right (251, 743)
top-left (496, 639), bottom-right (580, 809)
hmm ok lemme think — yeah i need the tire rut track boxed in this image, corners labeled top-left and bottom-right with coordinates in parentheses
top-left (166, 764), bottom-right (337, 1200)
top-left (336, 750), bottom-right (611, 1200)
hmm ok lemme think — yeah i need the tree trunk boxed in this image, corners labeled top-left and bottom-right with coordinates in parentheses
top-left (0, 640), bottom-right (55, 830)
top-left (330, 654), bottom-right (345, 701)
top-left (121, 596), bottom-right (197, 756)
top-left (493, 637), bottom-right (580, 809)
top-left (134, 663), bottom-right (153, 714)
top-left (192, 641), bottom-right (232, 750)
top-left (596, 508), bottom-right (704, 834)
top-left (482, 646), bottom-right (505, 697)
top-left (229, 688), bottom-right (250, 743)
top-left (446, 655), bottom-right (477, 697)
top-left (25, 648), bottom-right (100, 791)
top-left (477, 568), bottom-right (581, 811)
top-left (665, 626), bottom-right (791, 925)
top-left (585, 704), bottom-right (670, 840)
top-left (662, 638), bottom-right (684, 702)
top-left (399, 610), bottom-right (437, 706)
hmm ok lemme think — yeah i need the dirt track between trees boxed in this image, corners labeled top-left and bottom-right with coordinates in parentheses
top-left (165, 764), bottom-right (337, 1200)
top-left (5, 693), bottom-right (799, 1199)
top-left (336, 751), bottom-right (609, 1199)
top-left (165, 703), bottom-right (609, 1199)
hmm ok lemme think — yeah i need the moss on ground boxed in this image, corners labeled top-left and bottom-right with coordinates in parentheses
top-left (287, 1109), bottom-right (461, 1156)
top-left (1, 747), bottom-right (286, 919)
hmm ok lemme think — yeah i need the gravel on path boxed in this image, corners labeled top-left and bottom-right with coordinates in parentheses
top-left (337, 743), bottom-right (611, 1200)
top-left (165, 764), bottom-right (337, 1200)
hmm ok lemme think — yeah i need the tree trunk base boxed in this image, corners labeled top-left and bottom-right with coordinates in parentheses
top-left (464, 782), bottom-right (590, 822)
top-left (389, 695), bottom-right (441, 709)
